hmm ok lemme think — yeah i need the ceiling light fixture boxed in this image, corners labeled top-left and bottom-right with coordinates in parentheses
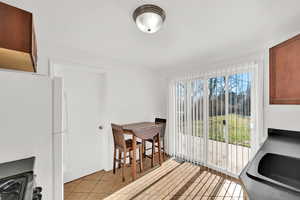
top-left (133, 4), bottom-right (166, 34)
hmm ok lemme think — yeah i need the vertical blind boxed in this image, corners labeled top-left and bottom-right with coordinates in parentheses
top-left (166, 62), bottom-right (262, 176)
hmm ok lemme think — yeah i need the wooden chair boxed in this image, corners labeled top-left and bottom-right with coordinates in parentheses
top-left (143, 118), bottom-right (167, 167)
top-left (111, 123), bottom-right (143, 182)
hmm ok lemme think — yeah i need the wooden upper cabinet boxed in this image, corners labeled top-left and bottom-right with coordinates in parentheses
top-left (0, 2), bottom-right (36, 72)
top-left (270, 34), bottom-right (300, 104)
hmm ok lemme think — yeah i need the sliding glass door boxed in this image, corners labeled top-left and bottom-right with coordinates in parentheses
top-left (227, 72), bottom-right (251, 174)
top-left (174, 80), bottom-right (205, 164)
top-left (172, 67), bottom-right (255, 176)
top-left (208, 76), bottom-right (227, 170)
top-left (191, 79), bottom-right (206, 164)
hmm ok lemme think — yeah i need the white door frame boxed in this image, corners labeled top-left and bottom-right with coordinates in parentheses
top-left (49, 59), bottom-right (106, 76)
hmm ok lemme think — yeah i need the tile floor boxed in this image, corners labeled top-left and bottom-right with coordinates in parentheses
top-left (64, 155), bottom-right (167, 200)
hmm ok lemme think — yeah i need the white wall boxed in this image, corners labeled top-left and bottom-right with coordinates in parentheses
top-left (0, 71), bottom-right (53, 200)
top-left (105, 68), bottom-right (167, 123)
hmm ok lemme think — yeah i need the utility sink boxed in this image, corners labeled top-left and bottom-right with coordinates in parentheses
top-left (240, 129), bottom-right (300, 199)
top-left (247, 153), bottom-right (300, 193)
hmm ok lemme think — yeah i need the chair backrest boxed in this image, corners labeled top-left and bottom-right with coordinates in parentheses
top-left (111, 123), bottom-right (126, 149)
top-left (155, 118), bottom-right (167, 138)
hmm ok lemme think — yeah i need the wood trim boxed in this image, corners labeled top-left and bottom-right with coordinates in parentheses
top-left (269, 47), bottom-right (276, 104)
top-left (31, 17), bottom-right (37, 72)
top-left (269, 34), bottom-right (300, 105)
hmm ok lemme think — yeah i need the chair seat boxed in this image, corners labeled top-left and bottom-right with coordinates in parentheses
top-left (145, 136), bottom-right (162, 142)
top-left (125, 139), bottom-right (141, 149)
top-left (115, 139), bottom-right (142, 151)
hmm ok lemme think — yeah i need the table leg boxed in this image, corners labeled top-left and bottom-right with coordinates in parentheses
top-left (131, 135), bottom-right (137, 180)
top-left (151, 140), bottom-right (154, 168)
top-left (118, 150), bottom-right (122, 169)
top-left (139, 145), bottom-right (143, 172)
top-left (157, 134), bottom-right (162, 165)
top-left (142, 140), bottom-right (146, 158)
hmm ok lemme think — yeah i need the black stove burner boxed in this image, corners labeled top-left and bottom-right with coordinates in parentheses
top-left (0, 157), bottom-right (42, 200)
top-left (32, 187), bottom-right (42, 200)
top-left (0, 176), bottom-right (26, 200)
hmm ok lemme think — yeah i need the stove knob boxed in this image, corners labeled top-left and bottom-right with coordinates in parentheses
top-left (33, 187), bottom-right (42, 194)
top-left (33, 193), bottom-right (42, 200)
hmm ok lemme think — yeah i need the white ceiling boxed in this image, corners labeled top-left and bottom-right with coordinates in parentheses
top-left (13, 0), bottom-right (300, 69)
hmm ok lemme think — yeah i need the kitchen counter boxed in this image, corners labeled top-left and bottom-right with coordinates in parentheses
top-left (240, 129), bottom-right (300, 200)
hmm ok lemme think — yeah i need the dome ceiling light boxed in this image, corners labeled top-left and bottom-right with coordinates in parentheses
top-left (133, 4), bottom-right (166, 34)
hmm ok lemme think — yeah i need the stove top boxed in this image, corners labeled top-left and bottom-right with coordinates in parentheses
top-left (0, 157), bottom-right (41, 200)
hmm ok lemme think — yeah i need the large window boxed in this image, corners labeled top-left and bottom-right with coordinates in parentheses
top-left (170, 63), bottom-right (258, 176)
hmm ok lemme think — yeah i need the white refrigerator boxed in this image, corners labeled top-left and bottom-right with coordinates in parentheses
top-left (0, 70), bottom-right (63, 200)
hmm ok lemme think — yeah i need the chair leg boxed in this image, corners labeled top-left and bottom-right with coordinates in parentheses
top-left (113, 147), bottom-right (116, 174)
top-left (162, 139), bottom-right (165, 161)
top-left (143, 140), bottom-right (146, 158)
top-left (157, 135), bottom-right (162, 165)
top-left (139, 145), bottom-right (143, 172)
top-left (129, 151), bottom-right (133, 165)
top-left (122, 150), bottom-right (126, 182)
top-left (151, 139), bottom-right (155, 168)
top-left (118, 150), bottom-right (122, 169)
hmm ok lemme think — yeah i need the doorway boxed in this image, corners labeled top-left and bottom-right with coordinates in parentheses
top-left (207, 72), bottom-right (252, 175)
top-left (52, 62), bottom-right (107, 183)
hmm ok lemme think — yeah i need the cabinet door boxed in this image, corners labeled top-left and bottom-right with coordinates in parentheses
top-left (0, 2), bottom-right (32, 52)
top-left (270, 34), bottom-right (300, 104)
top-left (0, 2), bottom-right (36, 72)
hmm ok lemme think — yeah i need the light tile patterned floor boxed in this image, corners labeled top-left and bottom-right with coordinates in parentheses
top-left (64, 157), bottom-right (247, 200)
top-left (64, 155), bottom-right (167, 200)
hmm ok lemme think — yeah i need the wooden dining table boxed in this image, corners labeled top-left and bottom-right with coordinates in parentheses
top-left (122, 122), bottom-right (163, 180)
